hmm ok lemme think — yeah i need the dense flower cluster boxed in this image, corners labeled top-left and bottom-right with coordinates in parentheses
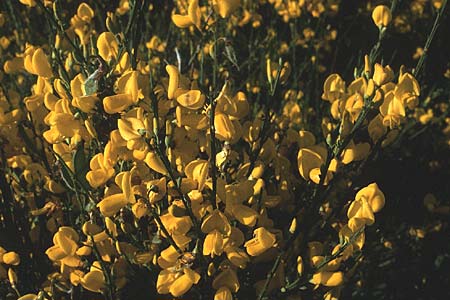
top-left (0, 0), bottom-right (448, 300)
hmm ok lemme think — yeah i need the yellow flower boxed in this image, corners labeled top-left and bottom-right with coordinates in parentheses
top-left (23, 46), bottom-right (53, 78)
top-left (225, 247), bottom-right (249, 269)
top-left (214, 286), bottom-right (233, 300)
top-left (103, 70), bottom-right (144, 113)
top-left (215, 113), bottom-right (241, 143)
top-left (80, 263), bottom-right (105, 293)
top-left (201, 209), bottom-right (232, 234)
top-left (166, 64), bottom-right (180, 100)
top-left (347, 197), bottom-right (375, 231)
top-left (86, 153), bottom-right (115, 188)
top-left (244, 227), bottom-right (276, 256)
top-left (203, 230), bottom-right (224, 257)
top-left (19, 0), bottom-right (36, 7)
top-left (379, 91), bottom-right (405, 128)
top-left (231, 204), bottom-right (258, 227)
top-left (3, 57), bottom-right (24, 74)
top-left (176, 89), bottom-right (206, 110)
top-left (160, 214), bottom-right (193, 236)
top-left (373, 63), bottom-right (394, 86)
top-left (311, 271), bottom-right (344, 287)
top-left (97, 193), bottom-right (128, 217)
top-left (368, 114), bottom-right (387, 142)
top-left (97, 32), bottom-right (119, 62)
top-left (77, 3), bottom-right (94, 22)
top-left (45, 227), bottom-right (82, 268)
top-left (144, 151), bottom-right (168, 175)
top-left (2, 252), bottom-right (20, 265)
top-left (185, 159), bottom-right (209, 191)
top-left (355, 183), bottom-right (385, 213)
top-left (171, 0), bottom-right (202, 30)
top-left (214, 0), bottom-right (241, 18)
top-left (322, 74), bottom-right (346, 103)
top-left (147, 177), bottom-right (167, 203)
top-left (372, 5), bottom-right (392, 28)
top-left (341, 141), bottom-right (370, 164)
top-left (212, 269), bottom-right (240, 292)
top-left (297, 144), bottom-right (334, 184)
top-left (395, 72), bottom-right (420, 109)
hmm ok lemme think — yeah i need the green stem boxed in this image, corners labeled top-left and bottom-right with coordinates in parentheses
top-left (413, 0), bottom-right (448, 78)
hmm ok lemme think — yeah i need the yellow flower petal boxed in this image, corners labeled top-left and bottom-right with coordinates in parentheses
top-left (2, 252), bottom-right (20, 265)
top-left (215, 0), bottom-right (241, 18)
top-left (166, 64), bottom-right (179, 99)
top-left (80, 270), bottom-right (105, 293)
top-left (32, 48), bottom-right (52, 78)
top-left (203, 230), bottom-right (224, 257)
top-left (176, 89), bottom-right (205, 110)
top-left (188, 0), bottom-right (202, 30)
top-left (311, 271), bottom-right (344, 287)
top-left (144, 151), bottom-right (168, 175)
top-left (54, 231), bottom-right (78, 256)
top-left (372, 5), bottom-right (392, 27)
top-left (97, 32), bottom-right (119, 62)
top-left (172, 14), bottom-right (193, 28)
top-left (77, 3), bottom-right (94, 22)
top-left (97, 193), bottom-right (128, 217)
top-left (103, 94), bottom-right (133, 114)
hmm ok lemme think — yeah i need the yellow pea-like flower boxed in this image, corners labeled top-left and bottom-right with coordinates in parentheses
top-left (185, 159), bottom-right (209, 191)
top-left (27, 48), bottom-right (52, 78)
top-left (54, 231), bottom-right (78, 256)
top-left (172, 14), bottom-right (193, 28)
top-left (8, 268), bottom-right (17, 285)
top-left (225, 247), bottom-right (249, 269)
top-left (169, 268), bottom-right (201, 297)
top-left (215, 113), bottom-right (237, 142)
top-left (373, 63), bottom-right (394, 86)
top-left (80, 269), bottom-right (105, 293)
top-left (97, 32), bottom-right (119, 62)
top-left (231, 204), bottom-right (258, 227)
top-left (103, 94), bottom-right (133, 114)
top-left (311, 271), bottom-right (344, 287)
top-left (355, 183), bottom-right (385, 213)
top-left (172, 0), bottom-right (202, 30)
top-left (347, 198), bottom-right (375, 231)
top-left (115, 171), bottom-right (136, 204)
top-left (132, 199), bottom-right (149, 219)
top-left (19, 0), bottom-right (36, 7)
top-left (176, 89), bottom-right (205, 110)
top-left (215, 0), bottom-right (241, 18)
top-left (97, 193), bottom-right (128, 217)
top-left (244, 227), bottom-right (276, 256)
top-left (2, 252), bottom-right (20, 265)
top-left (214, 286), bottom-right (233, 300)
top-left (45, 245), bottom-right (66, 261)
top-left (77, 3), bottom-right (94, 22)
top-left (212, 269), bottom-right (240, 292)
top-left (372, 5), bottom-right (392, 28)
top-left (166, 64), bottom-right (179, 100)
top-left (201, 209), bottom-right (232, 234)
top-left (203, 230), bottom-right (224, 257)
top-left (144, 151), bottom-right (168, 175)
top-left (187, 0), bottom-right (202, 30)
top-left (395, 72), bottom-right (420, 109)
top-left (341, 141), bottom-right (371, 164)
top-left (297, 146), bottom-right (324, 181)
top-left (297, 256), bottom-right (303, 275)
top-left (322, 74), bottom-right (346, 103)
top-left (3, 57), bottom-right (24, 74)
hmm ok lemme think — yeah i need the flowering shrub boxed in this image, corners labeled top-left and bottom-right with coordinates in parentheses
top-left (0, 0), bottom-right (449, 299)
